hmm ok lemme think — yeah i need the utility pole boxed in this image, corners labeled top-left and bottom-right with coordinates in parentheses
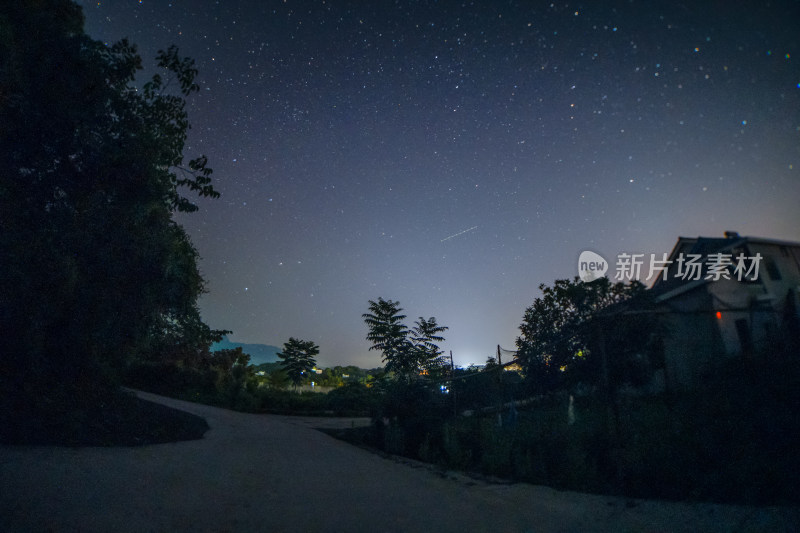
top-left (450, 350), bottom-right (456, 417)
top-left (497, 345), bottom-right (504, 426)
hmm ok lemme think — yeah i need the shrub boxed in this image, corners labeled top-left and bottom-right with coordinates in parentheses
top-left (326, 382), bottom-right (378, 416)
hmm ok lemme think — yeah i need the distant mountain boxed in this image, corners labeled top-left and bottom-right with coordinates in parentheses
top-left (211, 336), bottom-right (281, 366)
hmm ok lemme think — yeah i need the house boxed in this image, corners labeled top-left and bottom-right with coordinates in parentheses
top-left (650, 232), bottom-right (800, 389)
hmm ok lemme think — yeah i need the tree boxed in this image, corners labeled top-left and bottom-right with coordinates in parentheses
top-left (410, 317), bottom-right (449, 375)
top-left (0, 1), bottom-right (222, 409)
top-left (266, 369), bottom-right (291, 390)
top-left (277, 338), bottom-right (319, 389)
top-left (363, 298), bottom-right (448, 379)
top-left (516, 277), bottom-right (659, 395)
top-left (363, 298), bottom-right (413, 376)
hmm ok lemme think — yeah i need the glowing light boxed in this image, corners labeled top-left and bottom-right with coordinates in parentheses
top-left (716, 311), bottom-right (722, 319)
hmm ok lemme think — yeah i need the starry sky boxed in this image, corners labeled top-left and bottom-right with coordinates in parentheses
top-left (79, 1), bottom-right (799, 368)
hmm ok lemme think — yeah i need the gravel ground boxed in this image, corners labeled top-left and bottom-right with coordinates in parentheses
top-left (1, 390), bottom-right (797, 532)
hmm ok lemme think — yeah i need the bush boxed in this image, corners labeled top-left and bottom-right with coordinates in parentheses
top-left (255, 387), bottom-right (328, 415)
top-left (326, 382), bottom-right (378, 416)
top-left (125, 362), bottom-right (216, 400)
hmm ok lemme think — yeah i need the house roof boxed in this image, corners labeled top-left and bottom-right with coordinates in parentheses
top-left (650, 233), bottom-right (800, 303)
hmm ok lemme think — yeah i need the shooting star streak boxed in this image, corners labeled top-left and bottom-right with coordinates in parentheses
top-left (440, 225), bottom-right (478, 242)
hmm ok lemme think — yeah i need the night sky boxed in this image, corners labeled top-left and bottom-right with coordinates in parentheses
top-left (79, 1), bottom-right (799, 367)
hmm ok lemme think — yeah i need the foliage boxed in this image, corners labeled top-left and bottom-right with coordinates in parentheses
top-left (208, 347), bottom-right (254, 404)
top-left (373, 378), bottom-right (452, 456)
top-left (361, 298), bottom-right (454, 456)
top-left (332, 354), bottom-right (800, 506)
top-left (363, 298), bottom-right (411, 375)
top-left (124, 347), bottom-right (256, 408)
top-left (277, 338), bottom-right (320, 388)
top-left (448, 365), bottom-right (526, 414)
top-left (265, 368), bottom-right (291, 390)
top-left (515, 277), bottom-right (660, 395)
top-left (251, 384), bottom-right (379, 417)
top-left (325, 382), bottom-right (379, 416)
top-left (410, 316), bottom-right (450, 374)
top-left (125, 362), bottom-right (216, 400)
top-left (363, 298), bottom-right (449, 379)
top-left (0, 0), bottom-right (223, 407)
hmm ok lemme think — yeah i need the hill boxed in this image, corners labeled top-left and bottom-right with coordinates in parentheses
top-left (211, 336), bottom-right (281, 366)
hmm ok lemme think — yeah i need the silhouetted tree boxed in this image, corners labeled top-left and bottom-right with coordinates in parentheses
top-left (411, 317), bottom-right (449, 374)
top-left (0, 1), bottom-right (223, 410)
top-left (363, 298), bottom-right (413, 376)
top-left (516, 277), bottom-right (659, 395)
top-left (277, 338), bottom-right (319, 389)
top-left (363, 298), bottom-right (449, 380)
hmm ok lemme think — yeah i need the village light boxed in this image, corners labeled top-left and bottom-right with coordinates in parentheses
top-left (716, 311), bottom-right (722, 320)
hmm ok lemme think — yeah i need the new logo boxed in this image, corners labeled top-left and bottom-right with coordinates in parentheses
top-left (578, 251), bottom-right (608, 283)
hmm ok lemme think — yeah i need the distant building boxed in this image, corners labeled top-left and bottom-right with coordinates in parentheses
top-left (651, 232), bottom-right (800, 389)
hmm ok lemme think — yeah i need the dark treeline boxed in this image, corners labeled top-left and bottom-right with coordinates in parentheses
top-left (1, 1), bottom-right (226, 442)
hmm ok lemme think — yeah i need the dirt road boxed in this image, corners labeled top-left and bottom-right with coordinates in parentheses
top-left (1, 391), bottom-right (796, 532)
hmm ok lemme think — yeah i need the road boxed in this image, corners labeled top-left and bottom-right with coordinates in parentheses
top-left (1, 391), bottom-right (796, 532)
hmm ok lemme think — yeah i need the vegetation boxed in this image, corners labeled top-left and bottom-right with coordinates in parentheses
top-left (514, 277), bottom-right (663, 444)
top-left (323, 352), bottom-right (800, 506)
top-left (410, 317), bottom-right (450, 376)
top-left (129, 363), bottom-right (380, 417)
top-left (314, 284), bottom-right (799, 506)
top-left (3, 4), bottom-right (793, 507)
top-left (0, 0), bottom-right (225, 442)
top-left (516, 277), bottom-right (660, 395)
top-left (363, 298), bottom-right (449, 380)
top-left (277, 338), bottom-right (320, 389)
top-left (265, 368), bottom-right (291, 390)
